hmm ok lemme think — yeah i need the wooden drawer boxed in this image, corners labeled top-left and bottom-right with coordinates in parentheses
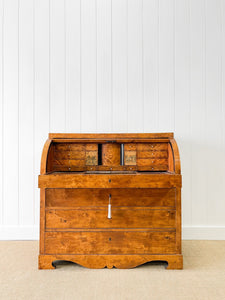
top-left (54, 143), bottom-right (85, 151)
top-left (137, 143), bottom-right (168, 151)
top-left (137, 143), bottom-right (168, 171)
top-left (45, 188), bottom-right (176, 208)
top-left (44, 231), bottom-right (176, 255)
top-left (46, 208), bottom-right (176, 229)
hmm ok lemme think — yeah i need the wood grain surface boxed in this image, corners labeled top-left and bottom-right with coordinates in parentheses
top-left (49, 133), bottom-right (174, 139)
top-left (45, 208), bottom-right (176, 229)
top-left (38, 254), bottom-right (183, 269)
top-left (45, 188), bottom-right (176, 208)
top-left (44, 231), bottom-right (176, 255)
top-left (39, 173), bottom-right (182, 188)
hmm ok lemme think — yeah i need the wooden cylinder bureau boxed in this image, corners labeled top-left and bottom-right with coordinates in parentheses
top-left (38, 133), bottom-right (183, 269)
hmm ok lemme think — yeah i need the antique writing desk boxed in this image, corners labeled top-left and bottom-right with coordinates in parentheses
top-left (38, 133), bottom-right (183, 269)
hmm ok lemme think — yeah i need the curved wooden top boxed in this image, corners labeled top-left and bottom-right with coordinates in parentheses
top-left (169, 139), bottom-right (181, 174)
top-left (40, 139), bottom-right (52, 175)
top-left (40, 133), bottom-right (181, 175)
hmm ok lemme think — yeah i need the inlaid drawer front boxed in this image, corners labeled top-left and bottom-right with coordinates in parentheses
top-left (45, 188), bottom-right (176, 208)
top-left (44, 231), bottom-right (176, 255)
top-left (124, 143), bottom-right (137, 166)
top-left (46, 209), bottom-right (176, 229)
top-left (102, 144), bottom-right (121, 166)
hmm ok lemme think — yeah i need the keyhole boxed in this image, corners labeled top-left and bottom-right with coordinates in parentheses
top-left (109, 237), bottom-right (111, 241)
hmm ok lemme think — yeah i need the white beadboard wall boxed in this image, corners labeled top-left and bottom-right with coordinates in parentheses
top-left (0, 0), bottom-right (225, 240)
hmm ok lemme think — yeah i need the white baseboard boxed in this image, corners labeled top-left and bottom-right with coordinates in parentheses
top-left (0, 226), bottom-right (225, 240)
top-left (182, 226), bottom-right (225, 240)
top-left (0, 226), bottom-right (39, 240)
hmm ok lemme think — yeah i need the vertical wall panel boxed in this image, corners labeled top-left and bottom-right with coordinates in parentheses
top-left (65, 0), bottom-right (81, 132)
top-left (49, 0), bottom-right (66, 132)
top-left (222, 1), bottom-right (225, 224)
top-left (0, 0), bottom-right (3, 225)
top-left (143, 0), bottom-right (159, 132)
top-left (18, 0), bottom-right (34, 225)
top-left (174, 0), bottom-right (191, 227)
top-left (3, 0), bottom-right (19, 226)
top-left (205, 0), bottom-right (223, 225)
top-left (190, 0), bottom-right (207, 226)
top-left (158, 0), bottom-right (175, 132)
top-left (80, 0), bottom-right (97, 132)
top-left (127, 0), bottom-right (143, 132)
top-left (34, 0), bottom-right (50, 225)
top-left (96, 0), bottom-right (112, 132)
top-left (112, 0), bottom-right (127, 132)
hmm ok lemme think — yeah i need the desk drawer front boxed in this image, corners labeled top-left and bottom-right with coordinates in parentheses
top-left (46, 208), bottom-right (176, 229)
top-left (46, 188), bottom-right (176, 208)
top-left (44, 231), bottom-right (176, 255)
